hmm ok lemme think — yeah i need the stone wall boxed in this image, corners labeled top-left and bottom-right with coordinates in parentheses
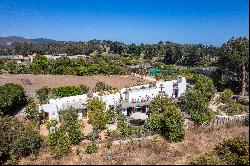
top-left (201, 113), bottom-right (249, 127)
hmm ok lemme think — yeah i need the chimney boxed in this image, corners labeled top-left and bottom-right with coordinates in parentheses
top-left (125, 90), bottom-right (129, 101)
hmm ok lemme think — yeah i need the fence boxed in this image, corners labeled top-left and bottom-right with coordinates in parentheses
top-left (201, 113), bottom-right (249, 127)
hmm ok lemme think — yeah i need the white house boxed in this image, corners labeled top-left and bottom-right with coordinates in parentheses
top-left (38, 76), bottom-right (187, 122)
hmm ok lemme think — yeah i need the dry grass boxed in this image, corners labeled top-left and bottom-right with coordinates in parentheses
top-left (19, 124), bottom-right (249, 165)
top-left (0, 74), bottom-right (150, 95)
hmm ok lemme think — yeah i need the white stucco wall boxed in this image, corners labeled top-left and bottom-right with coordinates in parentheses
top-left (97, 92), bottom-right (121, 111)
top-left (38, 77), bottom-right (187, 120)
top-left (38, 94), bottom-right (88, 120)
top-left (177, 77), bottom-right (186, 97)
top-left (126, 87), bottom-right (159, 102)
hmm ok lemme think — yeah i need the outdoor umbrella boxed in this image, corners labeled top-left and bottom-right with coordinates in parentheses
top-left (130, 112), bottom-right (148, 120)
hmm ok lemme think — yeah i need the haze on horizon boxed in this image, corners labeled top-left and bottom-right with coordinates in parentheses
top-left (0, 0), bottom-right (249, 46)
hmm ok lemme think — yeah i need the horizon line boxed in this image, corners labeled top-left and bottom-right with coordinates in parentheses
top-left (1, 35), bottom-right (249, 47)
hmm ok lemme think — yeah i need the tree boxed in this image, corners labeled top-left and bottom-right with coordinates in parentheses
top-left (36, 86), bottom-right (51, 104)
top-left (87, 97), bottom-right (107, 130)
top-left (0, 116), bottom-right (42, 164)
top-left (59, 108), bottom-right (82, 144)
top-left (148, 95), bottom-right (185, 142)
top-left (179, 91), bottom-right (214, 125)
top-left (4, 60), bottom-right (18, 74)
top-left (192, 74), bottom-right (216, 101)
top-left (218, 37), bottom-right (249, 96)
top-left (31, 54), bottom-right (49, 74)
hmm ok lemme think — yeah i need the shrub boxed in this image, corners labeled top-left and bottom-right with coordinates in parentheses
top-left (219, 101), bottom-right (247, 116)
top-left (191, 108), bottom-right (214, 125)
top-left (87, 128), bottom-right (100, 141)
top-left (191, 152), bottom-right (224, 165)
top-left (59, 108), bottom-right (82, 144)
top-left (116, 112), bottom-right (133, 138)
top-left (109, 88), bottom-right (120, 94)
top-left (104, 141), bottom-right (112, 149)
top-left (79, 84), bottom-right (90, 94)
top-left (75, 148), bottom-right (81, 156)
top-left (52, 86), bottom-right (83, 98)
top-left (117, 118), bottom-right (132, 138)
top-left (106, 107), bottom-right (116, 124)
top-left (108, 130), bottom-right (122, 140)
top-left (95, 82), bottom-right (112, 92)
top-left (85, 144), bottom-right (98, 154)
top-left (239, 99), bottom-right (249, 106)
top-left (192, 137), bottom-right (249, 165)
top-left (25, 97), bottom-right (39, 120)
top-left (148, 95), bottom-right (185, 142)
top-left (0, 116), bottom-right (42, 164)
top-left (151, 135), bottom-right (162, 142)
top-left (0, 83), bottom-right (26, 115)
top-left (4, 60), bottom-right (18, 74)
top-left (97, 91), bottom-right (105, 96)
top-left (87, 97), bottom-right (107, 130)
top-left (214, 137), bottom-right (249, 165)
top-left (131, 126), bottom-right (151, 138)
top-left (45, 129), bottom-right (70, 158)
top-left (219, 88), bottom-right (233, 103)
top-left (36, 86), bottom-right (51, 104)
top-left (46, 119), bottom-right (58, 130)
top-left (179, 91), bottom-right (214, 125)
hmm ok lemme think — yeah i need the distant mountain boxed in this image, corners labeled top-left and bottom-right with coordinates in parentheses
top-left (0, 36), bottom-right (64, 47)
top-left (0, 36), bottom-right (29, 46)
top-left (29, 38), bottom-right (63, 44)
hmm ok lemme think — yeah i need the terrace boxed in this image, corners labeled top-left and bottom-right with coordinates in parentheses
top-left (120, 100), bottom-right (150, 125)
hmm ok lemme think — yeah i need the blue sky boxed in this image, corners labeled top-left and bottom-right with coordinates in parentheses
top-left (0, 0), bottom-right (249, 45)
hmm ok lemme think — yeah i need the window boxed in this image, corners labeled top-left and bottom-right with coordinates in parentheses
top-left (82, 109), bottom-right (87, 118)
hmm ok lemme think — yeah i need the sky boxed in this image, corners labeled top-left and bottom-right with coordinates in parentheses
top-left (0, 0), bottom-right (249, 46)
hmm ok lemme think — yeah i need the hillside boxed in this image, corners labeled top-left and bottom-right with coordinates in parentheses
top-left (19, 124), bottom-right (248, 165)
top-left (0, 36), bottom-right (63, 47)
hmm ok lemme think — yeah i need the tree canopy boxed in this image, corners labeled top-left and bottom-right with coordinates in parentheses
top-left (217, 37), bottom-right (249, 95)
top-left (148, 95), bottom-right (185, 142)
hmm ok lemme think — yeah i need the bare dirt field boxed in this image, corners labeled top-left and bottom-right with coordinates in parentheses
top-left (19, 124), bottom-right (249, 165)
top-left (0, 74), bottom-right (151, 96)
